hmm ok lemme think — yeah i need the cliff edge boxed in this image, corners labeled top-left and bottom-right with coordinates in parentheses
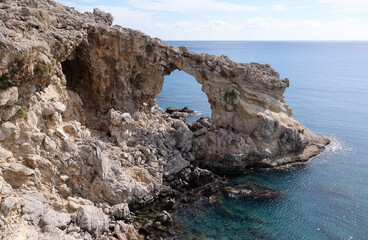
top-left (0, 0), bottom-right (329, 239)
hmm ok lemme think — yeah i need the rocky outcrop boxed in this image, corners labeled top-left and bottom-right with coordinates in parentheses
top-left (0, 0), bottom-right (329, 238)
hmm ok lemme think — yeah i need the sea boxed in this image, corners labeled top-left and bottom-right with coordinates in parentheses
top-left (157, 41), bottom-right (368, 240)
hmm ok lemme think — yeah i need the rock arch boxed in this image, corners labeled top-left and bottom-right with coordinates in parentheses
top-left (55, 26), bottom-right (328, 170)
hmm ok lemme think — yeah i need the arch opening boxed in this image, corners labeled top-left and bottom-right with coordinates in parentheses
top-left (157, 69), bottom-right (211, 123)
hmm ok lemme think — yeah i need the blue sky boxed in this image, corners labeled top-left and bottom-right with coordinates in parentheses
top-left (58, 0), bottom-right (368, 40)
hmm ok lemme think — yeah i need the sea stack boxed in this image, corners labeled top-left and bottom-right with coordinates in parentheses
top-left (0, 0), bottom-right (329, 239)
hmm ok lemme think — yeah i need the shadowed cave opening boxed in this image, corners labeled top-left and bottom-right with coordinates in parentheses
top-left (61, 48), bottom-right (103, 128)
top-left (157, 70), bottom-right (211, 123)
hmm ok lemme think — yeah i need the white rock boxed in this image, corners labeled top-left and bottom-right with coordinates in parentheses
top-left (0, 87), bottom-right (18, 106)
top-left (52, 101), bottom-right (66, 113)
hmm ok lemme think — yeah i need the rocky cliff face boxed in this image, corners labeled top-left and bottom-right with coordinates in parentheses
top-left (0, 0), bottom-right (329, 239)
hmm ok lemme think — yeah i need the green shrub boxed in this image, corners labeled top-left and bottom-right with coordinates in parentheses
top-left (220, 70), bottom-right (228, 78)
top-left (18, 107), bottom-right (27, 116)
top-left (201, 71), bottom-right (208, 80)
top-left (145, 44), bottom-right (153, 55)
top-left (35, 60), bottom-right (57, 78)
top-left (224, 90), bottom-right (237, 101)
top-left (0, 73), bottom-right (11, 89)
top-left (136, 55), bottom-right (144, 67)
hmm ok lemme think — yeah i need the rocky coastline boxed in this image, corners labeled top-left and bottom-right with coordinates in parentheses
top-left (0, 0), bottom-right (329, 239)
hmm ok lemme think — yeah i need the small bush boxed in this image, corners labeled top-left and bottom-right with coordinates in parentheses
top-left (224, 90), bottom-right (237, 101)
top-left (136, 55), bottom-right (144, 67)
top-left (18, 107), bottom-right (27, 116)
top-left (35, 60), bottom-right (57, 78)
top-left (201, 71), bottom-right (208, 80)
top-left (145, 44), bottom-right (153, 55)
top-left (220, 70), bottom-right (228, 79)
top-left (48, 59), bottom-right (56, 75)
top-left (0, 73), bottom-right (11, 89)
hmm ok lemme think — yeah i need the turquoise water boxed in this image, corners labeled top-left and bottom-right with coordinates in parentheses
top-left (157, 41), bottom-right (368, 239)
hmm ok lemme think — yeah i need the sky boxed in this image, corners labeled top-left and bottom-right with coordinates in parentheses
top-left (57, 0), bottom-right (368, 40)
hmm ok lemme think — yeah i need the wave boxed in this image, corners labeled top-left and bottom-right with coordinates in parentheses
top-left (322, 136), bottom-right (354, 156)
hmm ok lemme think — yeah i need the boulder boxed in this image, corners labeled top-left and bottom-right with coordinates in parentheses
top-left (0, 196), bottom-right (18, 217)
top-left (0, 146), bottom-right (13, 162)
top-left (110, 203), bottom-right (130, 220)
top-left (0, 177), bottom-right (12, 196)
top-left (189, 167), bottom-right (215, 187)
top-left (224, 186), bottom-right (285, 199)
top-left (155, 211), bottom-right (172, 226)
top-left (21, 195), bottom-right (45, 225)
top-left (0, 87), bottom-right (18, 106)
top-left (165, 107), bottom-right (178, 114)
top-left (76, 205), bottom-right (108, 238)
top-left (39, 209), bottom-right (71, 229)
top-left (3, 163), bottom-right (35, 187)
top-left (1, 105), bottom-right (21, 121)
top-left (40, 225), bottom-right (77, 240)
top-left (164, 153), bottom-right (190, 176)
top-left (179, 107), bottom-right (194, 114)
top-left (139, 220), bottom-right (153, 234)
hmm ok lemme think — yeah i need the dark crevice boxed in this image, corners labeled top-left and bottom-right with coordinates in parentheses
top-left (61, 47), bottom-right (101, 128)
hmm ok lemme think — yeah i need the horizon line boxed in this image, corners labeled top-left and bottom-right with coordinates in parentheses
top-left (164, 40), bottom-right (368, 42)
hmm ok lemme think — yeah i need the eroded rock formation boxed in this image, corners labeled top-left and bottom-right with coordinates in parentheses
top-left (0, 0), bottom-right (329, 238)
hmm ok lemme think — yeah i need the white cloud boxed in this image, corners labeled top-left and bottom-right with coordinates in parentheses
top-left (56, 0), bottom-right (368, 40)
top-left (142, 17), bottom-right (368, 40)
top-left (329, 18), bottom-right (360, 25)
top-left (90, 6), bottom-right (153, 27)
top-left (272, 4), bottom-right (306, 11)
top-left (242, 17), bottom-right (321, 28)
top-left (129, 0), bottom-right (259, 13)
top-left (319, 0), bottom-right (368, 12)
top-left (56, 1), bottom-right (153, 30)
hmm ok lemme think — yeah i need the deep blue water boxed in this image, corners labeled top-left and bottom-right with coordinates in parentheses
top-left (157, 41), bottom-right (368, 240)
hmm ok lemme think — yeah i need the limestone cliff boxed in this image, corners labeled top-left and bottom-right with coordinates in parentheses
top-left (0, 0), bottom-right (329, 239)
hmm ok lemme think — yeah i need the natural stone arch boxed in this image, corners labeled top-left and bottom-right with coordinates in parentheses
top-left (55, 28), bottom-right (328, 170)
top-left (158, 68), bottom-right (211, 122)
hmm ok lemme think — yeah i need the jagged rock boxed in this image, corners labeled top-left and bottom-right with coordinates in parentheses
top-left (139, 220), bottom-right (153, 234)
top-left (171, 111), bottom-right (189, 120)
top-left (41, 225), bottom-right (77, 240)
top-left (172, 119), bottom-right (187, 130)
top-left (190, 167), bottom-right (215, 187)
top-left (116, 222), bottom-right (142, 240)
top-left (174, 129), bottom-right (193, 151)
top-left (165, 107), bottom-right (178, 114)
top-left (110, 203), bottom-right (130, 220)
top-left (66, 224), bottom-right (80, 234)
top-left (179, 107), bottom-right (194, 114)
top-left (76, 205), bottom-right (108, 238)
top-left (0, 122), bottom-right (19, 141)
top-left (0, 177), bottom-right (12, 196)
top-left (0, 146), bottom-right (12, 162)
top-left (21, 195), bottom-right (45, 225)
top-left (0, 197), bottom-right (18, 217)
top-left (164, 198), bottom-right (175, 210)
top-left (39, 209), bottom-right (71, 229)
top-left (155, 211), bottom-right (172, 226)
top-left (0, 87), bottom-right (18, 106)
top-left (3, 163), bottom-right (34, 188)
top-left (224, 186), bottom-right (285, 199)
top-left (0, 105), bottom-right (21, 121)
top-left (164, 153), bottom-right (190, 176)
top-left (51, 102), bottom-right (66, 113)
